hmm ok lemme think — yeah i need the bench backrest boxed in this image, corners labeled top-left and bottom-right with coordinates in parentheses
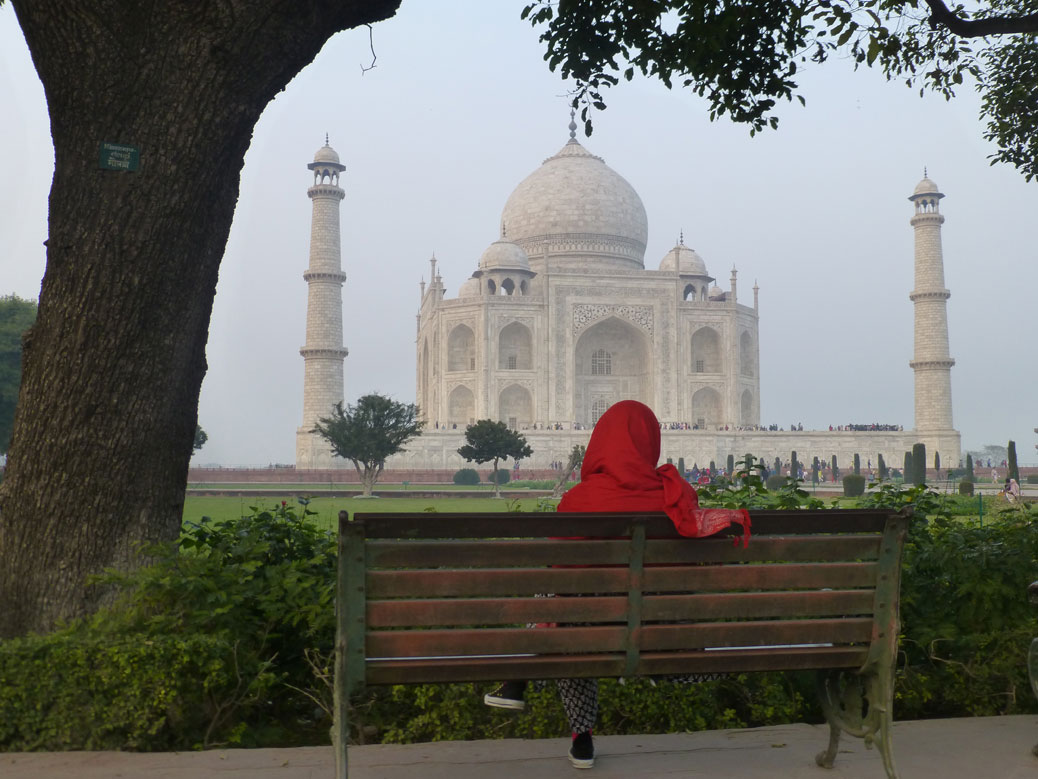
top-left (336, 509), bottom-right (909, 695)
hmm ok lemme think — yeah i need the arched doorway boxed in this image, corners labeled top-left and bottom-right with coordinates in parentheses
top-left (691, 387), bottom-right (722, 429)
top-left (448, 385), bottom-right (474, 428)
top-left (498, 321), bottom-right (533, 370)
top-left (447, 324), bottom-right (475, 372)
top-left (499, 384), bottom-right (533, 429)
top-left (691, 327), bottom-right (721, 374)
top-left (574, 317), bottom-right (652, 426)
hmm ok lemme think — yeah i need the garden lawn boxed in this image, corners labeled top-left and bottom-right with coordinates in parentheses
top-left (183, 495), bottom-right (554, 530)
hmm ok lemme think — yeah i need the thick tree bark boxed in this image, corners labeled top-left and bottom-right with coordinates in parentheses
top-left (0, 0), bottom-right (400, 639)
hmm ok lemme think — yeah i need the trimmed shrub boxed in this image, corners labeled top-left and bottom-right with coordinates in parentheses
top-left (966, 453), bottom-right (975, 482)
top-left (773, 456), bottom-right (782, 475)
top-left (831, 455), bottom-right (839, 481)
top-left (877, 453), bottom-right (887, 480)
top-left (853, 453), bottom-right (860, 475)
top-left (912, 443), bottom-right (927, 486)
top-left (842, 474), bottom-right (866, 497)
top-left (677, 457), bottom-right (685, 475)
top-left (765, 474), bottom-right (786, 491)
top-left (452, 468), bottom-right (481, 486)
top-left (726, 454), bottom-right (735, 474)
top-left (486, 469), bottom-right (510, 486)
top-left (1008, 440), bottom-right (1019, 483)
top-left (958, 480), bottom-right (975, 496)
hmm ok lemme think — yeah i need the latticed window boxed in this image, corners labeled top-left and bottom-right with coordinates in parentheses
top-left (507, 355), bottom-right (517, 370)
top-left (695, 359), bottom-right (705, 373)
top-left (591, 349), bottom-right (612, 375)
top-left (592, 399), bottom-right (610, 424)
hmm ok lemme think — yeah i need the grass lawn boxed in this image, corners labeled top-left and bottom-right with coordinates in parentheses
top-left (183, 494), bottom-right (555, 531)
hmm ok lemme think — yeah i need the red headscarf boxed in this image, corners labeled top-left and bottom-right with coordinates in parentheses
top-left (558, 400), bottom-right (750, 545)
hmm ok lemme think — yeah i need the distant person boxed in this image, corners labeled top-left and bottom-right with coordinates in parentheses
top-left (1007, 478), bottom-right (1021, 503)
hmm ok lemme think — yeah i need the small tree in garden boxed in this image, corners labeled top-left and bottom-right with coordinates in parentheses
top-left (774, 456), bottom-right (782, 475)
top-left (878, 453), bottom-right (887, 480)
top-left (316, 394), bottom-right (423, 497)
top-left (1008, 440), bottom-right (1019, 482)
top-left (831, 454), bottom-right (839, 481)
top-left (966, 453), bottom-right (975, 483)
top-left (934, 451), bottom-right (941, 476)
top-left (193, 425), bottom-right (208, 452)
top-left (912, 443), bottom-right (927, 486)
top-left (811, 456), bottom-right (820, 485)
top-left (677, 457), bottom-right (685, 475)
top-left (791, 450), bottom-right (798, 479)
top-left (458, 420), bottom-right (532, 498)
top-left (853, 453), bottom-right (860, 475)
top-left (903, 451), bottom-right (912, 483)
top-left (726, 454), bottom-right (735, 474)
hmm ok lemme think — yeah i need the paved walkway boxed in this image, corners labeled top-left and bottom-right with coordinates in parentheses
top-left (3, 715), bottom-right (1036, 778)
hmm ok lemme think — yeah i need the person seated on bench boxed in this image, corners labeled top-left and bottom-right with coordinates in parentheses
top-left (484, 399), bottom-right (750, 769)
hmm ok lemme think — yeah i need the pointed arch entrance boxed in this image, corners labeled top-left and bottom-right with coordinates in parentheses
top-left (574, 317), bottom-right (652, 426)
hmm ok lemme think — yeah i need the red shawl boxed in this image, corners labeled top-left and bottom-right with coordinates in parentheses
top-left (558, 400), bottom-right (750, 545)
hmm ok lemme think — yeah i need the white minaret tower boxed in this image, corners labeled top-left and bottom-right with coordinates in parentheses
top-left (909, 173), bottom-right (960, 462)
top-left (296, 137), bottom-right (349, 469)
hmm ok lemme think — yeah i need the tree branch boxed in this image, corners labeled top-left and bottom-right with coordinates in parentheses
top-left (924, 0), bottom-right (1038, 37)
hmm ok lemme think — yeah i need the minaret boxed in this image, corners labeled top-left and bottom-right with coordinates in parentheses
top-left (296, 138), bottom-right (349, 468)
top-left (908, 173), bottom-right (955, 437)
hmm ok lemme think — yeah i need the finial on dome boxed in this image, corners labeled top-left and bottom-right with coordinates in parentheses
top-left (679, 229), bottom-right (684, 246)
top-left (502, 222), bottom-right (507, 239)
top-left (924, 166), bottom-right (927, 178)
top-left (568, 109), bottom-right (577, 141)
top-left (325, 133), bottom-right (329, 146)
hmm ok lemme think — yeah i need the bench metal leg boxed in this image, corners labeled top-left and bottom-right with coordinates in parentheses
top-left (816, 670), bottom-right (899, 779)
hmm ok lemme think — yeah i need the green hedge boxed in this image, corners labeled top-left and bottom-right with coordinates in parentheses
top-left (958, 480), bottom-right (975, 495)
top-left (0, 632), bottom-right (242, 751)
top-left (486, 469), bottom-right (510, 485)
top-left (842, 474), bottom-right (866, 497)
top-left (452, 468), bottom-right (480, 486)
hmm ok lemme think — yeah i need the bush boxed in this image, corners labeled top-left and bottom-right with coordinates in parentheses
top-left (842, 474), bottom-right (866, 497)
top-left (958, 480), bottom-right (975, 495)
top-left (765, 474), bottom-right (786, 491)
top-left (486, 469), bottom-right (510, 486)
top-left (452, 468), bottom-right (481, 486)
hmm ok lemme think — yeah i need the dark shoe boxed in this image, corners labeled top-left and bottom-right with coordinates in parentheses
top-left (484, 681), bottom-right (527, 710)
top-left (568, 731), bottom-right (594, 769)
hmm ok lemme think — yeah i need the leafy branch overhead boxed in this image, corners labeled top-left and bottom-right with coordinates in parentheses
top-left (523, 0), bottom-right (1038, 179)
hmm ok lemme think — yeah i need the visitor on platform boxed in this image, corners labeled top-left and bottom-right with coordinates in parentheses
top-left (482, 399), bottom-right (750, 769)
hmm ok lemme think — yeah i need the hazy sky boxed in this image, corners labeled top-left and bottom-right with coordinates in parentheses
top-left (2, 3), bottom-right (1035, 466)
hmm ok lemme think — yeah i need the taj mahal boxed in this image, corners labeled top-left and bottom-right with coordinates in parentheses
top-left (294, 122), bottom-right (961, 473)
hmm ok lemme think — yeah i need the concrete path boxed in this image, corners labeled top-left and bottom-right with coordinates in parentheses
top-left (3, 715), bottom-right (1035, 778)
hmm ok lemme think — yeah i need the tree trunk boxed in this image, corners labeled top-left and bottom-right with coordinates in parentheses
top-left (492, 457), bottom-right (500, 498)
top-left (0, 0), bottom-right (400, 639)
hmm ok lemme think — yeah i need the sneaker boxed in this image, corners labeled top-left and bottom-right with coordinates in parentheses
top-left (483, 680), bottom-right (527, 710)
top-left (568, 731), bottom-right (595, 769)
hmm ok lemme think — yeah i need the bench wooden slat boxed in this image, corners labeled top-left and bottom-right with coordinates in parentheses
top-left (367, 567), bottom-right (631, 597)
top-left (366, 618), bottom-right (874, 658)
top-left (366, 535), bottom-right (882, 569)
top-left (642, 590), bottom-right (874, 620)
top-left (363, 645), bottom-right (869, 685)
top-left (366, 587), bottom-right (873, 627)
top-left (355, 510), bottom-right (892, 539)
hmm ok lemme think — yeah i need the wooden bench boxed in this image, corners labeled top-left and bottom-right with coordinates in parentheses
top-left (334, 508), bottom-right (911, 778)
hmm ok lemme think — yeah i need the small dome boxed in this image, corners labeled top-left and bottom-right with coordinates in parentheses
top-left (458, 276), bottom-right (481, 297)
top-left (914, 176), bottom-right (939, 196)
top-left (659, 243), bottom-right (708, 275)
top-left (479, 240), bottom-right (531, 272)
top-left (313, 144), bottom-right (341, 165)
top-left (708, 284), bottom-right (725, 300)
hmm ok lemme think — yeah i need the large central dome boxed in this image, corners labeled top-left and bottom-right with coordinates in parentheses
top-left (500, 138), bottom-right (648, 270)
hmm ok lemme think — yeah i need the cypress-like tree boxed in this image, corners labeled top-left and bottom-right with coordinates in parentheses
top-left (853, 453), bottom-right (860, 475)
top-left (1008, 440), bottom-right (1019, 482)
top-left (903, 451), bottom-right (912, 482)
top-left (774, 456), bottom-right (782, 475)
top-left (912, 442), bottom-right (927, 486)
top-left (966, 453), bottom-right (975, 483)
top-left (726, 453), bottom-right (735, 474)
top-left (791, 450), bottom-right (798, 479)
top-left (811, 456), bottom-right (820, 484)
top-left (831, 454), bottom-right (839, 481)
top-left (878, 453), bottom-right (888, 480)
top-left (934, 451), bottom-right (941, 474)
top-left (709, 460), bottom-right (716, 474)
top-left (677, 457), bottom-right (685, 475)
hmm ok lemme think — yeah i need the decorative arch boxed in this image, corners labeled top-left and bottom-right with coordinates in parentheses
top-left (691, 327), bottom-right (721, 373)
top-left (448, 385), bottom-right (474, 427)
top-left (499, 321), bottom-right (533, 370)
top-left (487, 279), bottom-right (497, 295)
top-left (740, 389), bottom-right (754, 425)
top-left (691, 387), bottom-right (722, 429)
top-left (500, 278), bottom-right (515, 295)
top-left (499, 384), bottom-right (533, 429)
top-left (447, 324), bottom-right (475, 372)
top-left (574, 316), bottom-right (652, 426)
top-left (683, 284), bottom-right (697, 301)
top-left (591, 398), bottom-right (610, 425)
top-left (740, 331), bottom-right (754, 377)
